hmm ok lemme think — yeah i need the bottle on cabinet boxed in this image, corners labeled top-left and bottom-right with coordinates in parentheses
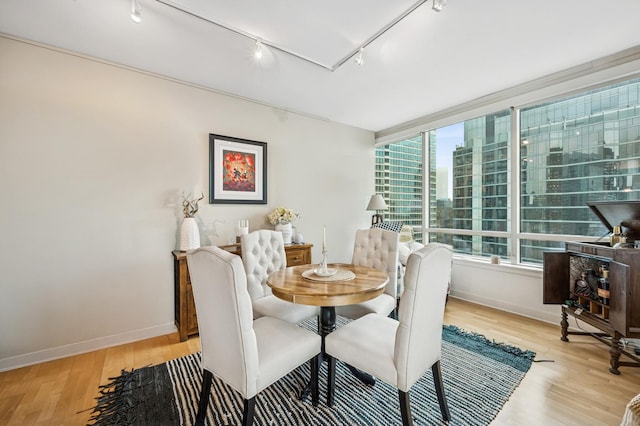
top-left (574, 272), bottom-right (590, 297)
top-left (610, 225), bottom-right (623, 246)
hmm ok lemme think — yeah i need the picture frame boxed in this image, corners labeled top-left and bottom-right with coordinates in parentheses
top-left (209, 134), bottom-right (267, 204)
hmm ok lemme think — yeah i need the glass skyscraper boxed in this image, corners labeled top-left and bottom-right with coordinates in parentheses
top-left (376, 78), bottom-right (640, 263)
top-left (374, 136), bottom-right (423, 241)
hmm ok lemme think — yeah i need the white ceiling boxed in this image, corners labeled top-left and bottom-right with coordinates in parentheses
top-left (2, 0), bottom-right (640, 132)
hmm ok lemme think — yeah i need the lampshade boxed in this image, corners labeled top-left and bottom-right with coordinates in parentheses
top-left (366, 194), bottom-right (388, 211)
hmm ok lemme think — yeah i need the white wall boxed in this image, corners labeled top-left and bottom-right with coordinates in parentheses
top-left (450, 258), bottom-right (562, 325)
top-left (0, 36), bottom-right (375, 370)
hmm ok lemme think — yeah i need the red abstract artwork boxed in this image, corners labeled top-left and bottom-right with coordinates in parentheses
top-left (222, 150), bottom-right (256, 192)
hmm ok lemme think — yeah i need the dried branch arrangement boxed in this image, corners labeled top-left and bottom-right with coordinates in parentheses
top-left (182, 192), bottom-right (204, 218)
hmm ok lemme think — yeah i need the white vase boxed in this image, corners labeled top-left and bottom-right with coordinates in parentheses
top-left (292, 231), bottom-right (304, 244)
top-left (179, 217), bottom-right (200, 251)
top-left (275, 222), bottom-right (293, 244)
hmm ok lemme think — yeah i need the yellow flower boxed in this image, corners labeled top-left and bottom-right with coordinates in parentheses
top-left (267, 207), bottom-right (299, 225)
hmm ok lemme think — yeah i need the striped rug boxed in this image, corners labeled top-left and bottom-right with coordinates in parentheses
top-left (89, 323), bottom-right (536, 425)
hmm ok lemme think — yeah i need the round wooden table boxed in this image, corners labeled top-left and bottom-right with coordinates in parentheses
top-left (267, 263), bottom-right (389, 404)
top-left (268, 262), bottom-right (388, 336)
top-left (267, 262), bottom-right (389, 306)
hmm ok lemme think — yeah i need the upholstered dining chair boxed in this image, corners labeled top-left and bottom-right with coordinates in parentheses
top-left (325, 244), bottom-right (453, 425)
top-left (241, 230), bottom-right (319, 323)
top-left (186, 246), bottom-right (322, 426)
top-left (335, 227), bottom-right (400, 319)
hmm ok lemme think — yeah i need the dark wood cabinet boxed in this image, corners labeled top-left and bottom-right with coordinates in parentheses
top-left (172, 251), bottom-right (199, 342)
top-left (172, 243), bottom-right (313, 341)
top-left (543, 241), bottom-right (640, 374)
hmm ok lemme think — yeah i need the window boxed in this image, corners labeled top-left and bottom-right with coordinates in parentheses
top-left (427, 110), bottom-right (511, 258)
top-left (375, 78), bottom-right (640, 265)
top-left (374, 136), bottom-right (423, 241)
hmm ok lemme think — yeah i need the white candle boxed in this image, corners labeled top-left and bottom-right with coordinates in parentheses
top-left (323, 226), bottom-right (326, 252)
top-left (238, 219), bottom-right (249, 235)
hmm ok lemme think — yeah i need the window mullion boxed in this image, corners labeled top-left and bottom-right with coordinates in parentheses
top-left (510, 107), bottom-right (521, 263)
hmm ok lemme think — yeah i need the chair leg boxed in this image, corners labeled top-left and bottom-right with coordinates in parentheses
top-left (195, 369), bottom-right (213, 426)
top-left (398, 390), bottom-right (413, 426)
top-left (311, 355), bottom-right (319, 406)
top-left (389, 306), bottom-right (398, 320)
top-left (242, 397), bottom-right (256, 426)
top-left (431, 361), bottom-right (451, 421)
top-left (327, 355), bottom-right (336, 407)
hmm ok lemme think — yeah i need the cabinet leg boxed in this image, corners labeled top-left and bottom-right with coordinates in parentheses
top-left (560, 308), bottom-right (569, 342)
top-left (609, 331), bottom-right (621, 375)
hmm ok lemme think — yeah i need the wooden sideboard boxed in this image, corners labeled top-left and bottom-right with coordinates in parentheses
top-left (172, 243), bottom-right (313, 341)
top-left (543, 241), bottom-right (640, 374)
top-left (543, 201), bottom-right (640, 374)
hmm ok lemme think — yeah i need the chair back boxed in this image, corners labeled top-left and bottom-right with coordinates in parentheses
top-left (186, 246), bottom-right (259, 398)
top-left (351, 228), bottom-right (399, 298)
top-left (241, 230), bottom-right (287, 300)
top-left (394, 243), bottom-right (453, 391)
top-left (399, 224), bottom-right (414, 243)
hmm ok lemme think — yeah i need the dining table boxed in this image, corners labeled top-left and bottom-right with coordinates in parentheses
top-left (267, 262), bottom-right (389, 405)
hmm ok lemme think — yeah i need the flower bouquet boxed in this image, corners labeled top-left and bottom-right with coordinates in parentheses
top-left (267, 207), bottom-right (299, 244)
top-left (267, 207), bottom-right (299, 225)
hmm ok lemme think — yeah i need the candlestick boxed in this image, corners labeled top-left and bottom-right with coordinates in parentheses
top-left (319, 250), bottom-right (328, 274)
top-left (319, 225), bottom-right (328, 274)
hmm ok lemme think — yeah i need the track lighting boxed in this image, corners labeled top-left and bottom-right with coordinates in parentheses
top-left (150, 0), bottom-right (432, 71)
top-left (354, 47), bottom-right (364, 67)
top-left (254, 38), bottom-right (263, 60)
top-left (130, 0), bottom-right (142, 23)
top-left (432, 0), bottom-right (447, 12)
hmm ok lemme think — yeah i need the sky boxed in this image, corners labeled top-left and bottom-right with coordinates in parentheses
top-left (435, 122), bottom-right (464, 199)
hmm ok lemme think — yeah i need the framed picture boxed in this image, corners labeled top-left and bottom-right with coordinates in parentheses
top-left (209, 134), bottom-right (267, 204)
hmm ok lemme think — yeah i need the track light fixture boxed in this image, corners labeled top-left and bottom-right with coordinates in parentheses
top-left (354, 47), bottom-right (364, 66)
top-left (130, 0), bottom-right (142, 23)
top-left (152, 0), bottom-right (433, 71)
top-left (432, 0), bottom-right (447, 12)
top-left (254, 38), bottom-right (264, 60)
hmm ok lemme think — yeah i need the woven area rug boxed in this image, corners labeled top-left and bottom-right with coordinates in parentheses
top-left (88, 323), bottom-right (536, 425)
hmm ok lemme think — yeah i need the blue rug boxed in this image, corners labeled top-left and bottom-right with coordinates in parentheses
top-left (89, 324), bottom-right (535, 425)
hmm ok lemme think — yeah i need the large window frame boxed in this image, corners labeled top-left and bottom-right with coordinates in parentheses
top-left (376, 77), bottom-right (640, 266)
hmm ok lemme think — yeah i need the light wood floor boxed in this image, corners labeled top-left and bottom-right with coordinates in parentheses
top-left (1, 298), bottom-right (638, 425)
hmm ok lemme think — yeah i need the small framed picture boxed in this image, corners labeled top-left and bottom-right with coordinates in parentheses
top-left (209, 134), bottom-right (267, 204)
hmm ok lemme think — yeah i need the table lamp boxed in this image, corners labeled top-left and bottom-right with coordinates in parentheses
top-left (366, 194), bottom-right (388, 225)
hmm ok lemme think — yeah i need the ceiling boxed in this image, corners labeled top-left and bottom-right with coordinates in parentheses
top-left (2, 0), bottom-right (640, 133)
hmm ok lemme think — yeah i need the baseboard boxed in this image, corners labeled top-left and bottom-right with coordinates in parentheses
top-left (449, 290), bottom-right (561, 325)
top-left (0, 322), bottom-right (177, 372)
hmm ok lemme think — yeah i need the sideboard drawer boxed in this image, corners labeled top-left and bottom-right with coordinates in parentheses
top-left (286, 246), bottom-right (312, 266)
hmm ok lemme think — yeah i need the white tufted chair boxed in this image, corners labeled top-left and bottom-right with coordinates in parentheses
top-left (241, 230), bottom-right (319, 323)
top-left (335, 228), bottom-right (400, 319)
top-left (397, 226), bottom-right (452, 300)
top-left (325, 244), bottom-right (453, 425)
top-left (186, 246), bottom-right (321, 426)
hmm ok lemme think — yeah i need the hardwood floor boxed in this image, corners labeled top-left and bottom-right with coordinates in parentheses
top-left (444, 299), bottom-right (639, 426)
top-left (1, 298), bottom-right (638, 425)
